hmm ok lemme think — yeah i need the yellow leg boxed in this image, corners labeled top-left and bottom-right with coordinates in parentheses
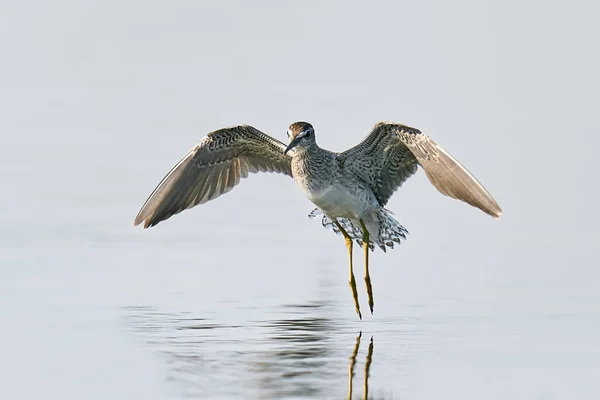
top-left (334, 220), bottom-right (361, 319)
top-left (363, 335), bottom-right (374, 400)
top-left (360, 220), bottom-right (374, 314)
top-left (347, 332), bottom-right (361, 400)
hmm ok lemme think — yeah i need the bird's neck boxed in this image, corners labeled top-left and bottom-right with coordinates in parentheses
top-left (291, 145), bottom-right (333, 186)
top-left (294, 144), bottom-right (329, 165)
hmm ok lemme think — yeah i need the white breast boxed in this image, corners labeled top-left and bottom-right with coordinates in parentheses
top-left (306, 185), bottom-right (370, 220)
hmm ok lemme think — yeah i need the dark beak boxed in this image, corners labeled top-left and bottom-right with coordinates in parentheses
top-left (284, 137), bottom-right (301, 155)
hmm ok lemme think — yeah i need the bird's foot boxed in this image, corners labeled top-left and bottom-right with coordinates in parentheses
top-left (365, 275), bottom-right (374, 315)
top-left (349, 276), bottom-right (362, 320)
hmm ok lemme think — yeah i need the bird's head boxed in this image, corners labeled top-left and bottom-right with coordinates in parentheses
top-left (284, 122), bottom-right (316, 155)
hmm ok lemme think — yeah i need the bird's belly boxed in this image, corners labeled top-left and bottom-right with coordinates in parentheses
top-left (306, 185), bottom-right (372, 219)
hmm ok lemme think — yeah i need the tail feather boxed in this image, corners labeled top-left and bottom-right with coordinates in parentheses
top-left (308, 208), bottom-right (409, 252)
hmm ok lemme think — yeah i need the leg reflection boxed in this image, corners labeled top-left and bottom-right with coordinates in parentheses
top-left (364, 335), bottom-right (374, 399)
top-left (347, 332), bottom-right (374, 400)
top-left (348, 332), bottom-right (361, 400)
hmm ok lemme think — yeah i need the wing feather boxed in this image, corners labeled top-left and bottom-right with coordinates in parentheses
top-left (401, 130), bottom-right (502, 217)
top-left (340, 122), bottom-right (502, 218)
top-left (134, 125), bottom-right (292, 228)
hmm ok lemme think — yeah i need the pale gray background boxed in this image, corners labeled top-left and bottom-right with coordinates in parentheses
top-left (1, 0), bottom-right (598, 399)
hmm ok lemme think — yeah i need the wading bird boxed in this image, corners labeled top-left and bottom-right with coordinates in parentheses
top-left (134, 121), bottom-right (501, 319)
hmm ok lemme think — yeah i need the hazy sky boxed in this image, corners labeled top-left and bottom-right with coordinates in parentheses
top-left (1, 1), bottom-right (599, 398)
top-left (3, 0), bottom-right (597, 265)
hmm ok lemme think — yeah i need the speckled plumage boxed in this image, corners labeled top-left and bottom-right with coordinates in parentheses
top-left (134, 120), bottom-right (502, 318)
top-left (134, 121), bottom-right (502, 248)
top-left (134, 125), bottom-right (291, 228)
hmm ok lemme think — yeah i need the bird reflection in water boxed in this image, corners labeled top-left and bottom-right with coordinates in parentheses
top-left (251, 302), bottom-right (337, 398)
top-left (254, 304), bottom-right (385, 399)
top-left (348, 332), bottom-right (374, 400)
top-left (122, 303), bottom-right (391, 399)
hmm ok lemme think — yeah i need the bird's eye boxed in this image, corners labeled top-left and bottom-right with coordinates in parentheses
top-left (304, 130), bottom-right (312, 138)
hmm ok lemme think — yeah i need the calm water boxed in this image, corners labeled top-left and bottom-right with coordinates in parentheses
top-left (2, 120), bottom-right (599, 399)
top-left (2, 147), bottom-right (598, 399)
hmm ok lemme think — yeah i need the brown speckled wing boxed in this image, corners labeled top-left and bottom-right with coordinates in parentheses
top-left (340, 122), bottom-right (502, 218)
top-left (134, 125), bottom-right (293, 228)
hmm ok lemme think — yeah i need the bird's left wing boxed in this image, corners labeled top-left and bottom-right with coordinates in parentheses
top-left (134, 125), bottom-right (292, 228)
top-left (339, 122), bottom-right (502, 218)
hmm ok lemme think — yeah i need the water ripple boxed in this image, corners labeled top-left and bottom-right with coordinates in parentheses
top-left (121, 301), bottom-right (412, 399)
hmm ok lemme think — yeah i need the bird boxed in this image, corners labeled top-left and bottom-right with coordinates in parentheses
top-left (134, 121), bottom-right (501, 319)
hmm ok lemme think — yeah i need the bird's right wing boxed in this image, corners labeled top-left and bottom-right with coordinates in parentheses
top-left (134, 125), bottom-right (293, 228)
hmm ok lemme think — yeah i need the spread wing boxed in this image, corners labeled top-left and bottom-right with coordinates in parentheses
top-left (134, 125), bottom-right (292, 228)
top-left (339, 122), bottom-right (502, 218)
